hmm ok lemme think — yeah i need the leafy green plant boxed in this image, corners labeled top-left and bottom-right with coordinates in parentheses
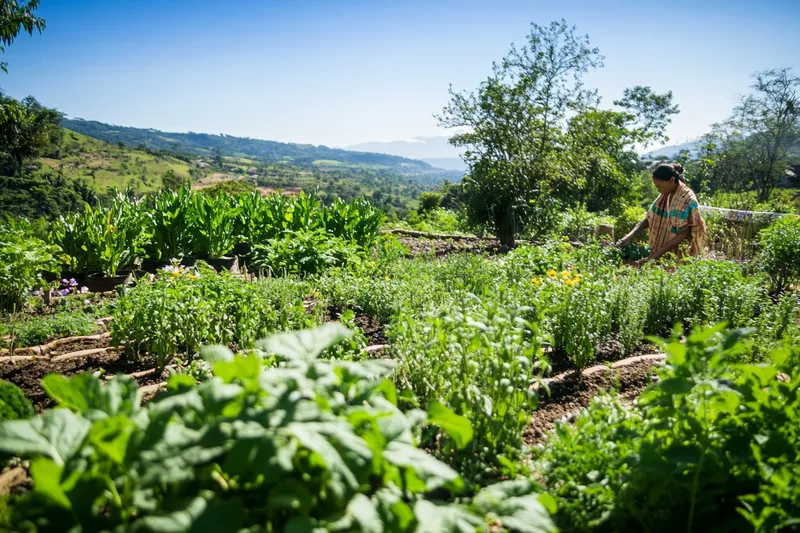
top-left (0, 312), bottom-right (97, 349)
top-left (251, 229), bottom-right (363, 277)
top-left (0, 227), bottom-right (59, 313)
top-left (189, 192), bottom-right (238, 258)
top-left (545, 275), bottom-right (609, 371)
top-left (0, 380), bottom-right (34, 422)
top-left (110, 266), bottom-right (316, 371)
top-left (756, 215), bottom-right (800, 293)
top-left (391, 290), bottom-right (548, 482)
top-left (534, 324), bottom-right (800, 532)
top-left (0, 325), bottom-right (556, 533)
top-left (53, 190), bottom-right (150, 276)
top-left (143, 187), bottom-right (193, 260)
top-left (321, 196), bottom-right (384, 249)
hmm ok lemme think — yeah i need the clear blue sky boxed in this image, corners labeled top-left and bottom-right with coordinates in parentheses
top-left (1, 0), bottom-right (798, 149)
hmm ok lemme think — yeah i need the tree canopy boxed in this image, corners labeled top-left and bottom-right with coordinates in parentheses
top-left (0, 0), bottom-right (45, 73)
top-left (436, 19), bottom-right (678, 245)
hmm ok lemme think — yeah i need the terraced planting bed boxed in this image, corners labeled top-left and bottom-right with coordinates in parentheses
top-left (1, 197), bottom-right (799, 531)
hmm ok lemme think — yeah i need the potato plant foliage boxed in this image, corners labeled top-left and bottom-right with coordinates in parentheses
top-left (0, 325), bottom-right (556, 533)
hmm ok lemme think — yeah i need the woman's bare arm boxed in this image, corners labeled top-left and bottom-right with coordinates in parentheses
top-left (617, 217), bottom-right (649, 247)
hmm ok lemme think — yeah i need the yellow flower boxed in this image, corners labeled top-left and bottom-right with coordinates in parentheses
top-left (565, 278), bottom-right (575, 287)
top-left (532, 277), bottom-right (542, 286)
top-left (573, 274), bottom-right (582, 283)
top-left (546, 269), bottom-right (557, 279)
top-left (187, 274), bottom-right (197, 280)
top-left (560, 270), bottom-right (570, 280)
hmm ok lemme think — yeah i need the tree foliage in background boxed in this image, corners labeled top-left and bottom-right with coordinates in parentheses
top-left (0, 93), bottom-right (62, 174)
top-left (0, 0), bottom-right (45, 73)
top-left (437, 20), bottom-right (678, 246)
top-left (683, 68), bottom-right (800, 201)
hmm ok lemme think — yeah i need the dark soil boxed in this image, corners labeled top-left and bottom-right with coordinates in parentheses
top-left (352, 314), bottom-right (388, 346)
top-left (524, 358), bottom-right (660, 445)
top-left (545, 339), bottom-right (660, 375)
top-left (0, 349), bottom-right (166, 411)
top-left (325, 305), bottom-right (388, 347)
top-left (46, 336), bottom-right (109, 357)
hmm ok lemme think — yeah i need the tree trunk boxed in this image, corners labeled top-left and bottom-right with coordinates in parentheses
top-left (494, 205), bottom-right (516, 248)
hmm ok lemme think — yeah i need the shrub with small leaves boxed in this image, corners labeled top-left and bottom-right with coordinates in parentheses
top-left (0, 380), bottom-right (34, 422)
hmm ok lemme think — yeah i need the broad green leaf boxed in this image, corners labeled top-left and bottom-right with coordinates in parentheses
top-left (200, 344), bottom-right (234, 363)
top-left (88, 414), bottom-right (136, 464)
top-left (413, 500), bottom-right (482, 533)
top-left (427, 401), bottom-right (474, 450)
top-left (131, 492), bottom-right (244, 533)
top-left (383, 441), bottom-right (462, 492)
top-left (472, 480), bottom-right (556, 533)
top-left (256, 323), bottom-right (353, 361)
top-left (212, 353), bottom-right (262, 385)
top-left (41, 374), bottom-right (89, 413)
top-left (287, 422), bottom-right (358, 493)
top-left (30, 457), bottom-right (71, 510)
top-left (0, 409), bottom-right (91, 465)
top-left (348, 494), bottom-right (383, 533)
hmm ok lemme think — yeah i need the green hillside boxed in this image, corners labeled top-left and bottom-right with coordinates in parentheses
top-left (2, 126), bottom-right (431, 220)
top-left (62, 118), bottom-right (464, 185)
top-left (42, 130), bottom-right (193, 192)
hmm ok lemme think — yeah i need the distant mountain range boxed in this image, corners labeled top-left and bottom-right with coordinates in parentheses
top-left (345, 135), bottom-right (467, 171)
top-left (62, 119), bottom-right (463, 181)
top-left (643, 139), bottom-right (703, 159)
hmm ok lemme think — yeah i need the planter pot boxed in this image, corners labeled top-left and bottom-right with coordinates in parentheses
top-left (139, 258), bottom-right (173, 274)
top-left (232, 242), bottom-right (251, 257)
top-left (0, 293), bottom-right (24, 314)
top-left (205, 255), bottom-right (239, 273)
top-left (83, 272), bottom-right (134, 293)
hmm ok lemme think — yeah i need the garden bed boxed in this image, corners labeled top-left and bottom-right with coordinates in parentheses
top-left (525, 355), bottom-right (663, 444)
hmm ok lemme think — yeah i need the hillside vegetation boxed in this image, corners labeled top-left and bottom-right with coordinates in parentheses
top-left (63, 118), bottom-right (463, 184)
top-left (42, 130), bottom-right (193, 192)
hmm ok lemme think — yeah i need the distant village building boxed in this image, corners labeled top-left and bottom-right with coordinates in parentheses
top-left (194, 160), bottom-right (210, 168)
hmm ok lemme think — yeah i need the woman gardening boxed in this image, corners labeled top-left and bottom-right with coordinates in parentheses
top-left (617, 163), bottom-right (707, 260)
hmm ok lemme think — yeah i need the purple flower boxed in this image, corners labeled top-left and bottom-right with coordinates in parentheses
top-left (69, 278), bottom-right (78, 287)
top-left (162, 265), bottom-right (176, 273)
top-left (79, 286), bottom-right (89, 294)
top-left (32, 290), bottom-right (41, 296)
top-left (58, 288), bottom-right (71, 296)
top-left (61, 278), bottom-right (70, 285)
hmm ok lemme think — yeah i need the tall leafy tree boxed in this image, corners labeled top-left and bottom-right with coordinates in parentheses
top-left (436, 20), bottom-right (603, 246)
top-left (0, 93), bottom-right (62, 174)
top-left (731, 67), bottom-right (800, 201)
top-left (0, 0), bottom-right (45, 73)
top-left (436, 20), bottom-right (678, 245)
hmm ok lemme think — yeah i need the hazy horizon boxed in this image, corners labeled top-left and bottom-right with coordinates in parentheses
top-left (1, 0), bottom-right (797, 151)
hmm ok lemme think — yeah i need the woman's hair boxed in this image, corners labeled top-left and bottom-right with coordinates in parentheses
top-left (652, 162), bottom-right (684, 182)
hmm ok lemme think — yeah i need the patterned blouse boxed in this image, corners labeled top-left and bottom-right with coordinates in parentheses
top-left (647, 181), bottom-right (706, 257)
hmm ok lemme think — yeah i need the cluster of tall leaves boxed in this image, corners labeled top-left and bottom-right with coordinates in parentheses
top-left (52, 190), bottom-right (150, 276)
top-left (0, 325), bottom-right (556, 533)
top-left (533, 324), bottom-right (800, 532)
